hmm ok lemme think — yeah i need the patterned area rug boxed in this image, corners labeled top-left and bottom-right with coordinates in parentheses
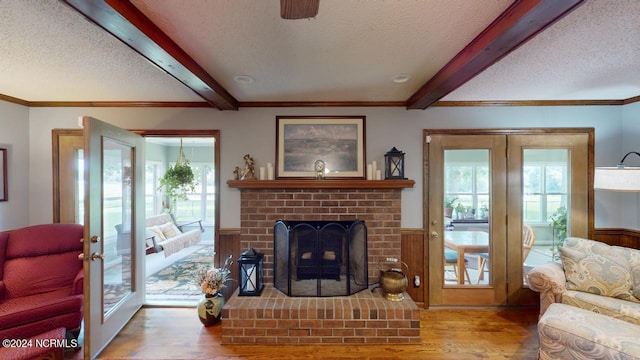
top-left (145, 245), bottom-right (214, 303)
top-left (104, 246), bottom-right (214, 308)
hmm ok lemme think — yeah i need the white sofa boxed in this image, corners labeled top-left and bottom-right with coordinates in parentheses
top-left (145, 213), bottom-right (203, 257)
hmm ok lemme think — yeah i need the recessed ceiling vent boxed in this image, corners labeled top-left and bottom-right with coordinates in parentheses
top-left (280, 0), bottom-right (320, 20)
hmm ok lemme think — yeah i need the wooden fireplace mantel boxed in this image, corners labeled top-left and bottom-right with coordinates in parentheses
top-left (226, 179), bottom-right (415, 189)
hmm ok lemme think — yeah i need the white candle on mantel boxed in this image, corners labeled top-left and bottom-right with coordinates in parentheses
top-left (259, 167), bottom-right (266, 180)
top-left (367, 164), bottom-right (373, 180)
top-left (371, 161), bottom-right (377, 179)
top-left (267, 163), bottom-right (274, 180)
top-left (376, 169), bottom-right (382, 180)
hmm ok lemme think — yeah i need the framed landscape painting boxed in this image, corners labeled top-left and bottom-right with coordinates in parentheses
top-left (276, 116), bottom-right (366, 179)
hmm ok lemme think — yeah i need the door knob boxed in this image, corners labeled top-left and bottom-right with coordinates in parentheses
top-left (90, 252), bottom-right (105, 261)
top-left (431, 231), bottom-right (439, 239)
top-left (90, 236), bottom-right (100, 243)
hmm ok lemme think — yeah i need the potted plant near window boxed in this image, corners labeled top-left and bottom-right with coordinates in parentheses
top-left (158, 139), bottom-right (198, 212)
top-left (444, 196), bottom-right (458, 218)
top-left (455, 202), bottom-right (466, 220)
top-left (550, 206), bottom-right (567, 261)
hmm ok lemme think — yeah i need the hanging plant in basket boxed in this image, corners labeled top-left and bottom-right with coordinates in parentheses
top-left (158, 139), bottom-right (198, 211)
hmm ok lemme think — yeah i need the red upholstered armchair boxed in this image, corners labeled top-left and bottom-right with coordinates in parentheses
top-left (0, 223), bottom-right (84, 342)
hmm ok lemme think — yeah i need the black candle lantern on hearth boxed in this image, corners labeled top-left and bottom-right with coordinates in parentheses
top-left (238, 248), bottom-right (264, 296)
top-left (384, 147), bottom-right (406, 180)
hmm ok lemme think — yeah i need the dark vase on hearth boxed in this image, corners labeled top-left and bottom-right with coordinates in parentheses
top-left (197, 292), bottom-right (225, 326)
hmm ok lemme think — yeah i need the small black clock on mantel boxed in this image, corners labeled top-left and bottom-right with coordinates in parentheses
top-left (384, 147), bottom-right (406, 180)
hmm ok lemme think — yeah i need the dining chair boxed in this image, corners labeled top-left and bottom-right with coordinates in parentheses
top-left (521, 223), bottom-right (536, 282)
top-left (475, 224), bottom-right (536, 284)
top-left (444, 248), bottom-right (470, 284)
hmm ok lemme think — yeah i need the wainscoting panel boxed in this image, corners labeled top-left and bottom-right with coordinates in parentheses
top-left (218, 228), bottom-right (241, 299)
top-left (401, 229), bottom-right (425, 305)
top-left (593, 228), bottom-right (640, 249)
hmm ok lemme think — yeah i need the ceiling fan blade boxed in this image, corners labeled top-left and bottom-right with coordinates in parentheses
top-left (280, 0), bottom-right (319, 19)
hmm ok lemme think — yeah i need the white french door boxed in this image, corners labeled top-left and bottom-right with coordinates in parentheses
top-left (82, 116), bottom-right (145, 359)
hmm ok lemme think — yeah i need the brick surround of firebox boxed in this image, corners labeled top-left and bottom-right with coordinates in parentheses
top-left (225, 179), bottom-right (417, 344)
top-left (230, 181), bottom-right (414, 284)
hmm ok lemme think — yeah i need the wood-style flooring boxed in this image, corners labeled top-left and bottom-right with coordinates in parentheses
top-left (68, 306), bottom-right (540, 360)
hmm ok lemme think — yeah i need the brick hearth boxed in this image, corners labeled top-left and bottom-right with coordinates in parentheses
top-left (222, 284), bottom-right (420, 344)
top-left (225, 180), bottom-right (416, 344)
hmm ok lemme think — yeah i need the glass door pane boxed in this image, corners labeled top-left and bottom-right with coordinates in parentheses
top-left (427, 133), bottom-right (507, 306)
top-left (103, 141), bottom-right (134, 315)
top-left (522, 149), bottom-right (569, 284)
top-left (444, 149), bottom-right (491, 286)
top-left (76, 149), bottom-right (85, 224)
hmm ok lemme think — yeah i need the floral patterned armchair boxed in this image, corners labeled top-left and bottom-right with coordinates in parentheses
top-left (527, 237), bottom-right (640, 359)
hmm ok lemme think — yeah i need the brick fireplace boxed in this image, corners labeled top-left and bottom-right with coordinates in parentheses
top-left (223, 179), bottom-right (419, 344)
top-left (228, 179), bottom-right (415, 284)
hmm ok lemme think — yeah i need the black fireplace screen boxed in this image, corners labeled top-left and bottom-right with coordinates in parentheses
top-left (274, 220), bottom-right (368, 297)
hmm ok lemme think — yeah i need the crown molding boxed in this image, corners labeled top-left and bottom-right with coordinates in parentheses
top-left (0, 94), bottom-right (29, 106)
top-left (432, 99), bottom-right (625, 107)
top-left (27, 101), bottom-right (212, 108)
top-left (1, 95), bottom-right (638, 108)
top-left (238, 101), bottom-right (406, 108)
top-left (623, 95), bottom-right (640, 105)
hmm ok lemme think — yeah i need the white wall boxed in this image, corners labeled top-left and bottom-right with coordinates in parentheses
top-left (0, 101), bottom-right (29, 230)
top-left (17, 104), bottom-right (623, 231)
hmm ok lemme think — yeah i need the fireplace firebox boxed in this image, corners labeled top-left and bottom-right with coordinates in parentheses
top-left (273, 220), bottom-right (368, 297)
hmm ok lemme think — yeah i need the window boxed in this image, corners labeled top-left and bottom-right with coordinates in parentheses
top-left (145, 161), bottom-right (163, 217)
top-left (171, 163), bottom-right (215, 226)
top-left (523, 149), bottom-right (569, 224)
top-left (445, 150), bottom-right (490, 217)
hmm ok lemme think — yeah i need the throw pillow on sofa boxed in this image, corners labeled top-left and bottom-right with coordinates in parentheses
top-left (146, 226), bottom-right (167, 241)
top-left (560, 246), bottom-right (636, 302)
top-left (160, 222), bottom-right (182, 239)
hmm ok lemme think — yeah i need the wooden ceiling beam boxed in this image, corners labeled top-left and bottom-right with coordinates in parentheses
top-left (406, 0), bottom-right (586, 110)
top-left (62, 0), bottom-right (238, 110)
top-left (280, 0), bottom-right (320, 20)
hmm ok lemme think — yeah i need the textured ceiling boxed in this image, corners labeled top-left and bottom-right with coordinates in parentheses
top-left (0, 0), bottom-right (199, 102)
top-left (444, 0), bottom-right (640, 101)
top-left (0, 0), bottom-right (638, 106)
top-left (131, 0), bottom-right (510, 102)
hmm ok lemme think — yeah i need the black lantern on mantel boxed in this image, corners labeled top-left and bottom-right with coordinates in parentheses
top-left (384, 147), bottom-right (406, 180)
top-left (238, 248), bottom-right (264, 296)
